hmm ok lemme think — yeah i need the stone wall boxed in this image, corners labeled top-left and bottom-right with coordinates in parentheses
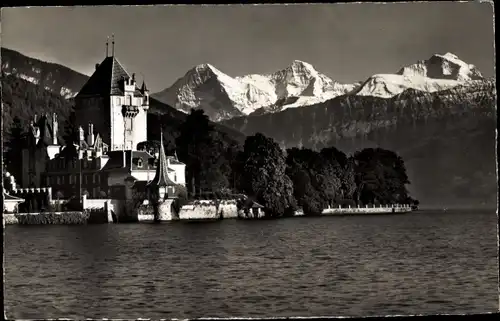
top-left (179, 200), bottom-right (238, 220)
top-left (157, 199), bottom-right (176, 221)
top-left (4, 211), bottom-right (90, 225)
top-left (137, 204), bottom-right (155, 222)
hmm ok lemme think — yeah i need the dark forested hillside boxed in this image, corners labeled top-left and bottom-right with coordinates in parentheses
top-left (221, 80), bottom-right (497, 208)
top-left (2, 74), bottom-right (75, 143)
top-left (1, 47), bottom-right (89, 98)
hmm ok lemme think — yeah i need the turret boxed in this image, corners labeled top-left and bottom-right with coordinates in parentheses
top-left (78, 126), bottom-right (84, 142)
top-left (141, 80), bottom-right (149, 106)
top-left (52, 113), bottom-right (58, 145)
top-left (147, 131), bottom-right (176, 201)
top-left (87, 123), bottom-right (95, 146)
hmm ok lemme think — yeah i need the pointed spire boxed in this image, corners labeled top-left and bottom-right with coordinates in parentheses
top-left (111, 34), bottom-right (115, 56)
top-left (106, 36), bottom-right (109, 57)
top-left (141, 79), bottom-right (148, 93)
top-left (148, 130), bottom-right (176, 188)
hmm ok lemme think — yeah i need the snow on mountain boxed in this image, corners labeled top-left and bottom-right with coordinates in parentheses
top-left (152, 60), bottom-right (355, 121)
top-left (352, 53), bottom-right (485, 98)
top-left (153, 52), bottom-right (487, 120)
top-left (397, 52), bottom-right (483, 81)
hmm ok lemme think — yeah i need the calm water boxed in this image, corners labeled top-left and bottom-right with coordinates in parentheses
top-left (4, 210), bottom-right (499, 318)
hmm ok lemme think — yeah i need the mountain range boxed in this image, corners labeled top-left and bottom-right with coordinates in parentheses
top-left (151, 52), bottom-right (487, 122)
top-left (1, 47), bottom-right (496, 208)
top-left (152, 60), bottom-right (359, 121)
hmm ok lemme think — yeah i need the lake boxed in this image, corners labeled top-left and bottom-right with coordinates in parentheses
top-left (4, 209), bottom-right (498, 318)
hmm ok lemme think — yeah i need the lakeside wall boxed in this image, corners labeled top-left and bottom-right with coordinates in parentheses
top-left (4, 212), bottom-right (91, 225)
top-left (179, 200), bottom-right (238, 220)
top-left (321, 204), bottom-right (412, 215)
top-left (4, 201), bottom-right (413, 225)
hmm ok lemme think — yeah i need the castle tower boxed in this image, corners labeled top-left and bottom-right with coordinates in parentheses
top-left (74, 36), bottom-right (149, 152)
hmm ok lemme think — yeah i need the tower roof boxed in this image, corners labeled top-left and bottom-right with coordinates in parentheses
top-left (147, 132), bottom-right (176, 188)
top-left (76, 56), bottom-right (143, 98)
top-left (141, 80), bottom-right (148, 93)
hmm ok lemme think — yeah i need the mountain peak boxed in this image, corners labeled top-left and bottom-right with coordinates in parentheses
top-left (396, 52), bottom-right (483, 81)
top-left (439, 52), bottom-right (459, 60)
top-left (189, 63), bottom-right (220, 75)
top-left (287, 60), bottom-right (317, 74)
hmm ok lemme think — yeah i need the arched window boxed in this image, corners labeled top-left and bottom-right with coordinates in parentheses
top-left (137, 159), bottom-right (143, 168)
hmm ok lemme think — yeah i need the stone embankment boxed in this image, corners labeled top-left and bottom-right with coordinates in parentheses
top-left (179, 200), bottom-right (238, 220)
top-left (4, 202), bottom-right (413, 225)
top-left (3, 212), bottom-right (91, 225)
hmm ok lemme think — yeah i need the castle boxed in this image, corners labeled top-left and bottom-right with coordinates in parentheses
top-left (15, 37), bottom-right (186, 213)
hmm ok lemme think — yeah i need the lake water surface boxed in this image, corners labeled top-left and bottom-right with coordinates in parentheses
top-left (4, 209), bottom-right (499, 318)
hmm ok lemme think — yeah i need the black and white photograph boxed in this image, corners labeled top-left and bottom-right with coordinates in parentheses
top-left (1, 2), bottom-right (497, 319)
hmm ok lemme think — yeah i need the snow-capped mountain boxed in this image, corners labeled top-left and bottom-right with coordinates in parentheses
top-left (152, 60), bottom-right (357, 121)
top-left (153, 52), bottom-right (487, 121)
top-left (351, 53), bottom-right (485, 98)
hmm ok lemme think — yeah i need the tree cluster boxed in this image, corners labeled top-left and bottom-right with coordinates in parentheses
top-left (157, 109), bottom-right (417, 218)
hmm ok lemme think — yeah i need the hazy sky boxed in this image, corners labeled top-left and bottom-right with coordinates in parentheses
top-left (1, 3), bottom-right (495, 92)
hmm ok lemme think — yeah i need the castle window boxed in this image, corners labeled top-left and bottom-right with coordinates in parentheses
top-left (125, 118), bottom-right (133, 131)
top-left (116, 97), bottom-right (121, 105)
top-left (127, 95), bottom-right (132, 106)
top-left (137, 159), bottom-right (143, 168)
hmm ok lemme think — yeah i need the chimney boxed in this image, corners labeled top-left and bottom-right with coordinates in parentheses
top-left (132, 73), bottom-right (136, 84)
top-left (87, 123), bottom-right (94, 146)
top-left (95, 63), bottom-right (100, 70)
top-left (52, 113), bottom-right (58, 145)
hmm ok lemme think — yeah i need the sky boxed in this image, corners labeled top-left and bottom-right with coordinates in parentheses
top-left (1, 3), bottom-right (495, 93)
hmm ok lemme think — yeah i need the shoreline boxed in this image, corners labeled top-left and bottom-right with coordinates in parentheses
top-left (3, 205), bottom-right (413, 225)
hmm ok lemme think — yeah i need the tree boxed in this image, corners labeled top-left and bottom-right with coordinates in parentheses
top-left (354, 148), bottom-right (411, 205)
top-left (286, 147), bottom-right (342, 214)
top-left (62, 111), bottom-right (79, 146)
top-left (4, 116), bottom-right (25, 181)
top-left (240, 133), bottom-right (296, 217)
top-left (176, 109), bottom-right (232, 197)
top-left (137, 140), bottom-right (161, 155)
